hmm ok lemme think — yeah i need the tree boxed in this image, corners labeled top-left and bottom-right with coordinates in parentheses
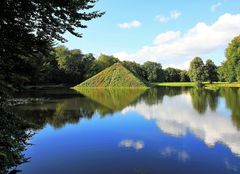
top-left (217, 63), bottom-right (228, 82)
top-left (54, 46), bottom-right (83, 83)
top-left (82, 53), bottom-right (97, 80)
top-left (188, 57), bottom-right (206, 85)
top-left (53, 46), bottom-right (98, 84)
top-left (205, 59), bottom-right (218, 83)
top-left (96, 54), bottom-right (120, 70)
top-left (224, 35), bottom-right (240, 82)
top-left (1, 0), bottom-right (104, 88)
top-left (164, 68), bottom-right (181, 82)
top-left (0, 82), bottom-right (34, 173)
top-left (180, 70), bottom-right (190, 82)
top-left (122, 61), bottom-right (147, 81)
top-left (143, 61), bottom-right (164, 82)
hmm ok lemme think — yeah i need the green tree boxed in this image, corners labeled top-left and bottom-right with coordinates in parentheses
top-left (54, 46), bottom-right (98, 84)
top-left (82, 53), bottom-right (97, 80)
top-left (205, 59), bottom-right (218, 83)
top-left (164, 68), bottom-right (181, 82)
top-left (96, 54), bottom-right (120, 70)
top-left (37, 52), bottom-right (62, 84)
top-left (122, 61), bottom-right (147, 81)
top-left (180, 70), bottom-right (190, 82)
top-left (188, 57), bottom-right (206, 85)
top-left (54, 46), bottom-right (83, 83)
top-left (217, 64), bottom-right (227, 82)
top-left (224, 35), bottom-right (240, 82)
top-left (1, 0), bottom-right (104, 88)
top-left (143, 61), bottom-right (164, 82)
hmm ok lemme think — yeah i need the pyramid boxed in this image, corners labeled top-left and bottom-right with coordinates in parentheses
top-left (73, 63), bottom-right (148, 88)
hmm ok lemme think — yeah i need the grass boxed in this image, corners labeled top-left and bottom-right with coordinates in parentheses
top-left (73, 63), bottom-right (148, 89)
top-left (155, 82), bottom-right (240, 89)
top-left (155, 82), bottom-right (197, 87)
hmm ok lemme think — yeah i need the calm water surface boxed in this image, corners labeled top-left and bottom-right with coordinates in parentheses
top-left (14, 87), bottom-right (240, 174)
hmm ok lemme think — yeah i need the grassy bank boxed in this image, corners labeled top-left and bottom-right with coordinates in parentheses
top-left (155, 82), bottom-right (240, 89)
top-left (155, 82), bottom-right (197, 87)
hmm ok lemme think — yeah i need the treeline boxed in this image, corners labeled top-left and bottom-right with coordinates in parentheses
top-left (23, 35), bottom-right (240, 86)
top-left (2, 33), bottom-right (240, 88)
top-left (189, 35), bottom-right (240, 84)
top-left (29, 45), bottom-right (185, 85)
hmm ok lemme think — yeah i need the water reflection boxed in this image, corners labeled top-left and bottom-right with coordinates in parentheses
top-left (119, 139), bottom-right (144, 151)
top-left (224, 158), bottom-right (238, 172)
top-left (123, 88), bottom-right (240, 156)
top-left (14, 88), bottom-right (146, 129)
top-left (14, 87), bottom-right (240, 158)
top-left (76, 88), bottom-right (146, 115)
top-left (160, 147), bottom-right (190, 162)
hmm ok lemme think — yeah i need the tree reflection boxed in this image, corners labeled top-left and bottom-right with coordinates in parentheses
top-left (15, 97), bottom-right (97, 129)
top-left (220, 88), bottom-right (240, 129)
top-left (189, 88), bottom-right (219, 114)
top-left (189, 88), bottom-right (208, 114)
top-left (206, 90), bottom-right (219, 111)
top-left (14, 87), bottom-right (240, 132)
top-left (0, 100), bottom-right (33, 173)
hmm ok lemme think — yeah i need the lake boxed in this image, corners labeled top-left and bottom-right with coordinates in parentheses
top-left (14, 87), bottom-right (240, 174)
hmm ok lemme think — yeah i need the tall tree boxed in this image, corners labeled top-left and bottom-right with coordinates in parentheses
top-left (96, 54), bottom-right (120, 70)
top-left (217, 64), bottom-right (227, 82)
top-left (164, 68), bottom-right (181, 82)
top-left (122, 61), bottom-right (147, 81)
top-left (205, 59), bottom-right (218, 83)
top-left (188, 57), bottom-right (206, 85)
top-left (180, 70), bottom-right (190, 82)
top-left (143, 61), bottom-right (164, 82)
top-left (1, 0), bottom-right (104, 88)
top-left (224, 35), bottom-right (240, 82)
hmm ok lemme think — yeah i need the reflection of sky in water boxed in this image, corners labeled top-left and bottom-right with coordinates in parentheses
top-left (17, 88), bottom-right (240, 174)
top-left (119, 139), bottom-right (144, 150)
top-left (216, 97), bottom-right (232, 118)
top-left (160, 147), bottom-right (190, 162)
top-left (122, 93), bottom-right (240, 156)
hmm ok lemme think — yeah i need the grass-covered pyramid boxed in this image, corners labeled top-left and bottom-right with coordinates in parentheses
top-left (73, 63), bottom-right (148, 89)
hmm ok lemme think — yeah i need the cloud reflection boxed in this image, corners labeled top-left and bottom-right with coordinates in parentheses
top-left (160, 147), bottom-right (190, 162)
top-left (122, 94), bottom-right (240, 156)
top-left (224, 158), bottom-right (238, 172)
top-left (119, 139), bottom-right (144, 150)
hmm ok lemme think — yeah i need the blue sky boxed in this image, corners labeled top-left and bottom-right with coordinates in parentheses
top-left (63, 0), bottom-right (240, 69)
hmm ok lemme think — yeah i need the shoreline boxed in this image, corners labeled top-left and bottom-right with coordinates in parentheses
top-left (155, 82), bottom-right (240, 89)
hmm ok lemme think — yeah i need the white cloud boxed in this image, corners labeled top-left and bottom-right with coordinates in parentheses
top-left (211, 2), bottom-right (222, 12)
top-left (170, 10), bottom-right (182, 19)
top-left (114, 13), bottom-right (240, 69)
top-left (160, 147), bottom-right (190, 162)
top-left (155, 10), bottom-right (181, 23)
top-left (122, 93), bottom-right (240, 156)
top-left (118, 20), bottom-right (141, 29)
top-left (154, 31), bottom-right (181, 45)
top-left (119, 139), bottom-right (144, 150)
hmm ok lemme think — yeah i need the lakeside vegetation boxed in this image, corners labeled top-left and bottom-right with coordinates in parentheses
top-left (1, 0), bottom-right (104, 173)
top-left (156, 82), bottom-right (240, 89)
